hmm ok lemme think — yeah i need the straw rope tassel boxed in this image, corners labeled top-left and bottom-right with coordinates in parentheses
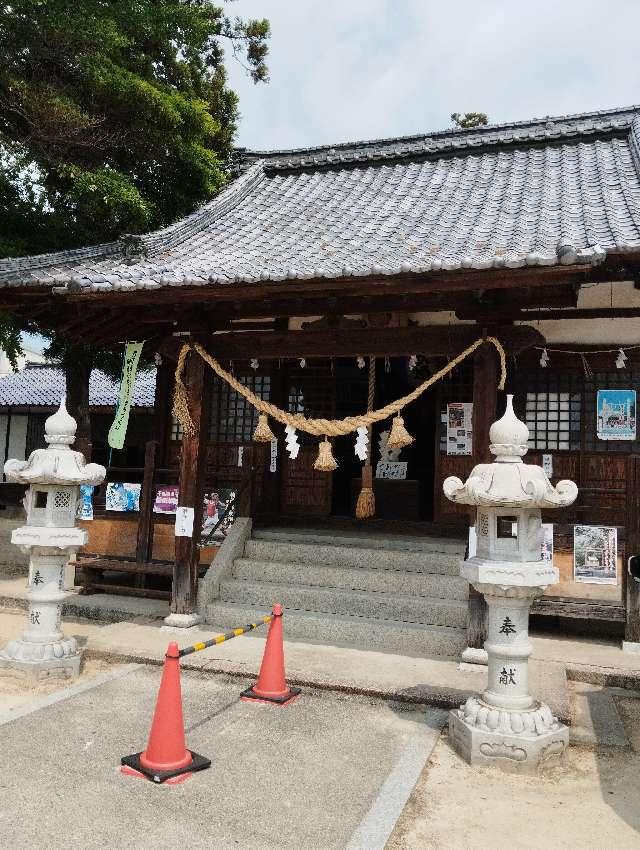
top-left (356, 356), bottom-right (376, 519)
top-left (253, 412), bottom-right (275, 443)
top-left (314, 437), bottom-right (338, 472)
top-left (172, 337), bottom-right (507, 439)
top-left (387, 412), bottom-right (414, 449)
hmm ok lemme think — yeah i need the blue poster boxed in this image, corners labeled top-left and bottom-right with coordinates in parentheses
top-left (597, 390), bottom-right (636, 440)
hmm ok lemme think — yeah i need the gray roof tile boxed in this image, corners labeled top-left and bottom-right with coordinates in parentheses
top-left (2, 105), bottom-right (640, 292)
top-left (0, 366), bottom-right (155, 407)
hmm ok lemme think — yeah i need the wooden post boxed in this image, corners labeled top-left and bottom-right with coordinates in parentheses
top-left (136, 440), bottom-right (157, 566)
top-left (236, 445), bottom-right (254, 517)
top-left (467, 341), bottom-right (500, 649)
top-left (624, 456), bottom-right (640, 645)
top-left (151, 358), bottom-right (172, 467)
top-left (170, 351), bottom-right (210, 621)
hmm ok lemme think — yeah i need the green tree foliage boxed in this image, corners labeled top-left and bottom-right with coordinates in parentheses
top-left (0, 0), bottom-right (269, 436)
top-left (451, 112), bottom-right (489, 129)
top-left (0, 0), bottom-right (269, 252)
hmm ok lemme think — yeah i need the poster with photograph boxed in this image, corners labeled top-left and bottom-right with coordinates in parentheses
top-left (201, 488), bottom-right (237, 542)
top-left (574, 525), bottom-right (618, 584)
top-left (597, 390), bottom-right (636, 440)
top-left (154, 485), bottom-right (179, 515)
top-left (541, 523), bottom-right (553, 563)
top-left (446, 403), bottom-right (473, 455)
top-left (77, 485), bottom-right (95, 521)
top-left (105, 482), bottom-right (141, 512)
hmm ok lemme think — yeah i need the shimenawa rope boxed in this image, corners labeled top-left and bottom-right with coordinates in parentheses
top-left (172, 336), bottom-right (507, 438)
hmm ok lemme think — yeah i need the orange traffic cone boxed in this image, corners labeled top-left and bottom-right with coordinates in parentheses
top-left (240, 604), bottom-right (301, 706)
top-left (121, 642), bottom-right (211, 784)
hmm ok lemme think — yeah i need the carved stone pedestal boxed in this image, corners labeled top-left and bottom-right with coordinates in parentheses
top-left (443, 394), bottom-right (577, 771)
top-left (0, 400), bottom-right (105, 679)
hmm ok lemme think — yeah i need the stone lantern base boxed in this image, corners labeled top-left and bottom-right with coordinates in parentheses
top-left (0, 636), bottom-right (81, 679)
top-left (449, 696), bottom-right (569, 770)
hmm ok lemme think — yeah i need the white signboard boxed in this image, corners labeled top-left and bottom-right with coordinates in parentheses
top-left (375, 461), bottom-right (408, 480)
top-left (542, 454), bottom-right (553, 477)
top-left (446, 403), bottom-right (473, 456)
top-left (175, 506), bottom-right (195, 538)
top-left (269, 439), bottom-right (278, 473)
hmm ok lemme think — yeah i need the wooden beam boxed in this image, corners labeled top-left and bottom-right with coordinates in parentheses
top-left (201, 324), bottom-right (544, 360)
top-left (172, 351), bottom-right (210, 617)
top-left (516, 307), bottom-right (640, 321)
top-left (57, 263), bottom-right (602, 306)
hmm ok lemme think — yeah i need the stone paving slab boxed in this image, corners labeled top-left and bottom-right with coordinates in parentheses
top-left (0, 665), bottom-right (444, 850)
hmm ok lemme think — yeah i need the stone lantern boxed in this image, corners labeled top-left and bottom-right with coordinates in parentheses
top-left (0, 399), bottom-right (105, 678)
top-left (443, 395), bottom-right (578, 769)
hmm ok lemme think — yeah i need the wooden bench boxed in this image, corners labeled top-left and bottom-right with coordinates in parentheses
top-left (78, 555), bottom-right (173, 600)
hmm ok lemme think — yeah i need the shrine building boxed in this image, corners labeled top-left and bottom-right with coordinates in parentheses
top-left (1, 104), bottom-right (640, 652)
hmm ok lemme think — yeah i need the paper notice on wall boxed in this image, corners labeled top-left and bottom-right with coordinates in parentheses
top-left (270, 438), bottom-right (278, 473)
top-left (542, 454), bottom-right (553, 477)
top-left (446, 403), bottom-right (473, 455)
top-left (175, 506), bottom-right (195, 538)
top-left (574, 524), bottom-right (618, 584)
top-left (238, 446), bottom-right (244, 467)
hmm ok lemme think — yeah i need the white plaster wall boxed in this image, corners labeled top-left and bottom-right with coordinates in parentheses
top-left (7, 415), bottom-right (27, 462)
top-left (519, 281), bottom-right (640, 345)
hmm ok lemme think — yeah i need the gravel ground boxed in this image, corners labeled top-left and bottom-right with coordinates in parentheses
top-left (386, 692), bottom-right (640, 850)
top-left (0, 656), bottom-right (113, 712)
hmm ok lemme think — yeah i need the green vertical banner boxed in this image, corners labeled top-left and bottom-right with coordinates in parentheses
top-left (108, 341), bottom-right (144, 450)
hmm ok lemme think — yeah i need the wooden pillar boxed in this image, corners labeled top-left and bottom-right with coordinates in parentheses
top-left (236, 445), bottom-right (255, 517)
top-left (624, 456), bottom-right (640, 645)
top-left (136, 440), bottom-right (157, 565)
top-left (171, 351), bottom-right (210, 619)
top-left (152, 358), bottom-right (172, 467)
top-left (467, 341), bottom-right (500, 649)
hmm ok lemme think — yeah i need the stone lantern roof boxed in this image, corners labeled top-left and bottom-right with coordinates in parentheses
top-left (443, 395), bottom-right (578, 509)
top-left (4, 399), bottom-right (106, 486)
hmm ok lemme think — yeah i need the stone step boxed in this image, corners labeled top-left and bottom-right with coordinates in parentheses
top-left (243, 539), bottom-right (462, 575)
top-left (220, 579), bottom-right (467, 628)
top-left (232, 558), bottom-right (468, 601)
top-left (252, 527), bottom-right (466, 555)
top-left (204, 601), bottom-right (467, 658)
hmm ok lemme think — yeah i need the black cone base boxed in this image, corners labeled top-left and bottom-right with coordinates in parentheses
top-left (240, 685), bottom-right (302, 705)
top-left (120, 750), bottom-right (211, 784)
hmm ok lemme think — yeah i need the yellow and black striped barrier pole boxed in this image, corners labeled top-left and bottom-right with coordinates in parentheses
top-left (177, 613), bottom-right (273, 658)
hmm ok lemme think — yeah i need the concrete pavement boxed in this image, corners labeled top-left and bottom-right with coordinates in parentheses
top-left (0, 664), bottom-right (445, 850)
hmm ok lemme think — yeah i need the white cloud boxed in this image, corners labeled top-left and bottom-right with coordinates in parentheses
top-left (227, 1), bottom-right (640, 149)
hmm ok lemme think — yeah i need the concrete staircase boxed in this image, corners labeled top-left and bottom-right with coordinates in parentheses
top-left (204, 527), bottom-right (469, 658)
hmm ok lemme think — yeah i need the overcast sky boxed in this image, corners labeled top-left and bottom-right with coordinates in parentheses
top-left (227, 0), bottom-right (640, 151)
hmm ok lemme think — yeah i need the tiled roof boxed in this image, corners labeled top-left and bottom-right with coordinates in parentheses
top-left (2, 105), bottom-right (640, 293)
top-left (0, 365), bottom-right (156, 408)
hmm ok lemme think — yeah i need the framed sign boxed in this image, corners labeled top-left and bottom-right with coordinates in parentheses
top-left (597, 390), bottom-right (636, 440)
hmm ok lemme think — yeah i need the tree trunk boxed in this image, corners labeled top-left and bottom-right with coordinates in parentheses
top-left (65, 356), bottom-right (92, 461)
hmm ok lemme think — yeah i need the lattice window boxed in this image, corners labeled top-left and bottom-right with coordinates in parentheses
top-left (53, 491), bottom-right (71, 509)
top-left (209, 373), bottom-right (271, 443)
top-left (170, 415), bottom-right (183, 442)
top-left (522, 388), bottom-right (581, 451)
